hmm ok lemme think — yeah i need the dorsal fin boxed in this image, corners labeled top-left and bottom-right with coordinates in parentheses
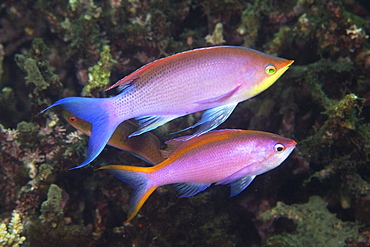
top-left (106, 76), bottom-right (140, 91)
top-left (105, 46), bottom-right (222, 91)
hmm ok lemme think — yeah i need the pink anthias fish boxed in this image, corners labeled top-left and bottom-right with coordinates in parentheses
top-left (98, 129), bottom-right (297, 222)
top-left (41, 46), bottom-right (293, 169)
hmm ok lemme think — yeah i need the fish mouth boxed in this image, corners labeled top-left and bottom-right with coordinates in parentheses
top-left (280, 59), bottom-right (294, 68)
top-left (287, 139), bottom-right (297, 148)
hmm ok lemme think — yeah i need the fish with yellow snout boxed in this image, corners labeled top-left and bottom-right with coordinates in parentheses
top-left (42, 46), bottom-right (294, 170)
top-left (62, 110), bottom-right (164, 165)
top-left (98, 129), bottom-right (297, 223)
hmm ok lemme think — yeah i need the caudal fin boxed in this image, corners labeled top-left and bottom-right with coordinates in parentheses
top-left (97, 165), bottom-right (157, 222)
top-left (41, 97), bottom-right (120, 170)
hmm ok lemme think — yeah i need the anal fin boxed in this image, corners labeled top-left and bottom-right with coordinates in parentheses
top-left (173, 183), bottom-right (211, 198)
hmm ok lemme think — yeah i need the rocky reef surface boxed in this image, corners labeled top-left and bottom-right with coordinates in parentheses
top-left (0, 0), bottom-right (369, 246)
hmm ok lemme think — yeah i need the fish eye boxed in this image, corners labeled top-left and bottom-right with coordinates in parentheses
top-left (274, 143), bottom-right (285, 152)
top-left (69, 116), bottom-right (77, 123)
top-left (265, 64), bottom-right (276, 75)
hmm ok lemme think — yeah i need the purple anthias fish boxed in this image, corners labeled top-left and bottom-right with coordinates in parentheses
top-left (98, 129), bottom-right (297, 222)
top-left (42, 46), bottom-right (293, 169)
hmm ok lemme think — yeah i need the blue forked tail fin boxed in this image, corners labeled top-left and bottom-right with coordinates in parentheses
top-left (41, 97), bottom-right (121, 170)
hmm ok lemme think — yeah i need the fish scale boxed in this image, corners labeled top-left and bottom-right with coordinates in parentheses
top-left (115, 60), bottom-right (238, 114)
top-left (42, 46), bottom-right (293, 169)
top-left (99, 129), bottom-right (297, 222)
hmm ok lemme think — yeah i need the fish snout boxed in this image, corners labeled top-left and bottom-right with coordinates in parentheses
top-left (287, 139), bottom-right (297, 148)
top-left (285, 60), bottom-right (294, 67)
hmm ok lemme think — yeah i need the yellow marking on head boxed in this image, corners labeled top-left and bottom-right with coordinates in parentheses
top-left (248, 60), bottom-right (294, 97)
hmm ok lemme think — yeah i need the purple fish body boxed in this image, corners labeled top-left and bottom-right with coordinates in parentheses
top-left (42, 46), bottom-right (293, 169)
top-left (99, 129), bottom-right (297, 222)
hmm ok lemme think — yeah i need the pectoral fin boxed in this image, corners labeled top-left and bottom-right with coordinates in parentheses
top-left (130, 115), bottom-right (179, 137)
top-left (195, 84), bottom-right (241, 104)
top-left (216, 164), bottom-right (257, 197)
top-left (228, 175), bottom-right (256, 197)
top-left (175, 103), bottom-right (238, 140)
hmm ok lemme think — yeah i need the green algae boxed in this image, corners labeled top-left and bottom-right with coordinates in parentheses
top-left (17, 121), bottom-right (38, 133)
top-left (0, 0), bottom-right (369, 246)
top-left (263, 26), bottom-right (293, 55)
top-left (15, 39), bottom-right (63, 112)
top-left (286, 56), bottom-right (369, 164)
top-left (29, 183), bottom-right (92, 246)
top-left (259, 196), bottom-right (361, 246)
top-left (40, 184), bottom-right (63, 227)
top-left (16, 121), bottom-right (39, 145)
top-left (286, 58), bottom-right (370, 223)
top-left (238, 2), bottom-right (262, 47)
top-left (262, 234), bottom-right (300, 247)
top-left (81, 45), bottom-right (117, 97)
top-left (17, 164), bottom-right (54, 217)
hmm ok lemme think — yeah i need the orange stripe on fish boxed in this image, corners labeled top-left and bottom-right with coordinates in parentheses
top-left (98, 129), bottom-right (297, 222)
top-left (42, 46), bottom-right (293, 169)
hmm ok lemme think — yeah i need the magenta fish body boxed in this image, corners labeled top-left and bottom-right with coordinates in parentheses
top-left (99, 129), bottom-right (297, 222)
top-left (42, 46), bottom-right (293, 169)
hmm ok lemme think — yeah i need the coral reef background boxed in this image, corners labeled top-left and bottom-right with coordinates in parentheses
top-left (0, 0), bottom-right (369, 246)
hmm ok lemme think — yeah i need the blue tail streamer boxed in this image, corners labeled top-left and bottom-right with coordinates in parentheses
top-left (41, 97), bottom-right (120, 169)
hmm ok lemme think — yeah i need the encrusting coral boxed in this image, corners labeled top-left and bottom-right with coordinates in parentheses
top-left (258, 196), bottom-right (361, 246)
top-left (205, 22), bottom-right (225, 45)
top-left (39, 184), bottom-right (63, 228)
top-left (0, 0), bottom-right (369, 246)
top-left (81, 45), bottom-right (117, 97)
